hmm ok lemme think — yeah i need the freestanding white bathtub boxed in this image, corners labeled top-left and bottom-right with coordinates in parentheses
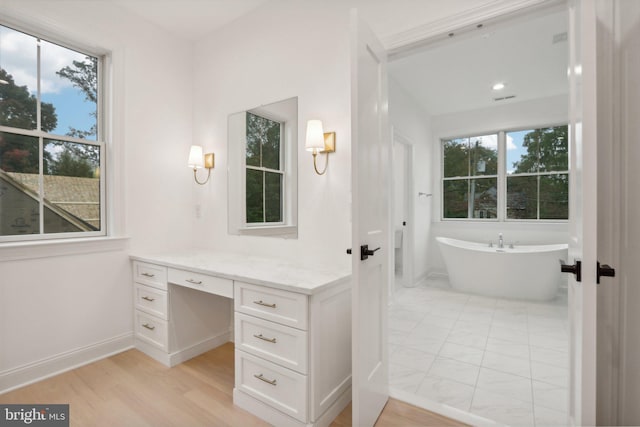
top-left (436, 237), bottom-right (568, 301)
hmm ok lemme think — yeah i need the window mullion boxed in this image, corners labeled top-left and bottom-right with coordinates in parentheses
top-left (36, 38), bottom-right (45, 235)
top-left (498, 131), bottom-right (506, 221)
top-left (262, 171), bottom-right (266, 223)
top-left (36, 38), bottom-right (41, 132)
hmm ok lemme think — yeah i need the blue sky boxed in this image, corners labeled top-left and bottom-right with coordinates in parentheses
top-left (506, 130), bottom-right (529, 174)
top-left (42, 87), bottom-right (96, 141)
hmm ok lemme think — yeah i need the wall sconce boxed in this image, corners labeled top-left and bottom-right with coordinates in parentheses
top-left (305, 119), bottom-right (335, 175)
top-left (188, 145), bottom-right (214, 185)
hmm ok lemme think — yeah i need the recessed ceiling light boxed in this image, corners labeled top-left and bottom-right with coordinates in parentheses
top-left (492, 82), bottom-right (506, 91)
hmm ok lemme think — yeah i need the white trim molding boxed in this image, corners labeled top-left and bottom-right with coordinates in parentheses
top-left (383, 0), bottom-right (560, 56)
top-left (0, 333), bottom-right (134, 394)
top-left (0, 236), bottom-right (129, 262)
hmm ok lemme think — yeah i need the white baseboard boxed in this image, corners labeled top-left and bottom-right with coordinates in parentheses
top-left (168, 331), bottom-right (231, 366)
top-left (135, 331), bottom-right (231, 367)
top-left (0, 333), bottom-right (134, 394)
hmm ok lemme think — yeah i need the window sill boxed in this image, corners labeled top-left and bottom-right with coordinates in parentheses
top-left (0, 236), bottom-right (130, 262)
top-left (237, 225), bottom-right (297, 238)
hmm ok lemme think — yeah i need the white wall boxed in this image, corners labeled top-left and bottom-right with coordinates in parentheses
top-left (427, 94), bottom-right (569, 274)
top-left (0, 0), bottom-right (194, 392)
top-left (389, 77), bottom-right (434, 284)
top-left (191, 1), bottom-right (353, 271)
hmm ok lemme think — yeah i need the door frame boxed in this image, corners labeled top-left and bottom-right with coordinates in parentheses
top-left (378, 0), bottom-right (619, 423)
top-left (390, 126), bottom-right (415, 295)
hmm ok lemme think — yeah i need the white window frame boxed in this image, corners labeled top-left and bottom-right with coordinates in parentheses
top-left (441, 124), bottom-right (569, 222)
top-left (441, 133), bottom-right (500, 221)
top-left (0, 20), bottom-right (108, 243)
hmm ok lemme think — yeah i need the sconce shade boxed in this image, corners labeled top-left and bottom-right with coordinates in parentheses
top-left (188, 145), bottom-right (204, 168)
top-left (305, 120), bottom-right (325, 152)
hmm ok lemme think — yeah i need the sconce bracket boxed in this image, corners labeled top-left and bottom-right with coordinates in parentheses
top-left (204, 153), bottom-right (215, 169)
top-left (321, 132), bottom-right (336, 153)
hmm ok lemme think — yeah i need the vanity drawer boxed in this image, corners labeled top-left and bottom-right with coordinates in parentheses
top-left (235, 350), bottom-right (308, 423)
top-left (135, 311), bottom-right (168, 351)
top-left (168, 268), bottom-right (233, 298)
top-left (235, 312), bottom-right (308, 374)
top-left (133, 261), bottom-right (167, 290)
top-left (134, 283), bottom-right (168, 320)
top-left (235, 281), bottom-right (308, 330)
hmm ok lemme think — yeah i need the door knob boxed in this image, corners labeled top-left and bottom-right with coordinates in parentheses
top-left (597, 262), bottom-right (616, 284)
top-left (360, 245), bottom-right (380, 261)
top-left (560, 259), bottom-right (582, 282)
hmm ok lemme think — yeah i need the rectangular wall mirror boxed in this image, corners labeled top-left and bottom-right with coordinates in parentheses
top-left (227, 97), bottom-right (298, 238)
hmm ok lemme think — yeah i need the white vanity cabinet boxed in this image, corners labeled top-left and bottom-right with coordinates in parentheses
top-left (132, 262), bottom-right (170, 352)
top-left (132, 261), bottom-right (232, 367)
top-left (233, 280), bottom-right (351, 427)
top-left (130, 252), bottom-right (351, 427)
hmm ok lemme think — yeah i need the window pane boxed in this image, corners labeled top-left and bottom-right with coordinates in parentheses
top-left (0, 131), bottom-right (39, 173)
top-left (471, 178), bottom-right (497, 218)
top-left (443, 138), bottom-right (469, 178)
top-left (538, 126), bottom-right (568, 172)
top-left (443, 179), bottom-right (468, 218)
top-left (246, 113), bottom-right (281, 170)
top-left (507, 127), bottom-right (568, 175)
top-left (246, 113), bottom-right (261, 167)
top-left (0, 25), bottom-right (39, 131)
top-left (507, 175), bottom-right (538, 219)
top-left (507, 129), bottom-right (539, 174)
top-left (540, 174), bottom-right (569, 219)
top-left (470, 135), bottom-right (498, 176)
top-left (261, 121), bottom-right (281, 171)
top-left (246, 168), bottom-right (263, 223)
top-left (264, 172), bottom-right (282, 222)
top-left (0, 133), bottom-right (40, 235)
top-left (41, 41), bottom-right (98, 140)
top-left (43, 140), bottom-right (100, 233)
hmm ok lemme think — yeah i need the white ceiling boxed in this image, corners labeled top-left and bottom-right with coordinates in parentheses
top-left (388, 6), bottom-right (569, 116)
top-left (110, 0), bottom-right (269, 41)
top-left (107, 0), bottom-right (497, 43)
top-left (105, 0), bottom-right (568, 117)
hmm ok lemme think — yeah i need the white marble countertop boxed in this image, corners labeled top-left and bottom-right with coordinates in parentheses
top-left (130, 250), bottom-right (351, 295)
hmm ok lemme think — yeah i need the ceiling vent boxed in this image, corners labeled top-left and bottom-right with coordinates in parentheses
top-left (553, 32), bottom-right (568, 44)
top-left (493, 95), bottom-right (516, 102)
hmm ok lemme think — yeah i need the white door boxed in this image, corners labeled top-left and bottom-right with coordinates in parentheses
top-left (567, 0), bottom-right (598, 424)
top-left (350, 10), bottom-right (390, 427)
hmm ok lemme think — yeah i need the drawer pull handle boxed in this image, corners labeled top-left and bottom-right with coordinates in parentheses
top-left (253, 334), bottom-right (277, 343)
top-left (142, 323), bottom-right (155, 331)
top-left (141, 296), bottom-right (155, 302)
top-left (253, 300), bottom-right (276, 308)
top-left (141, 272), bottom-right (155, 278)
top-left (186, 279), bottom-right (203, 285)
top-left (254, 373), bottom-right (277, 386)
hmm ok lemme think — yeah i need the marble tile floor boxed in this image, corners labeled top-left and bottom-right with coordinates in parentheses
top-left (389, 277), bottom-right (569, 426)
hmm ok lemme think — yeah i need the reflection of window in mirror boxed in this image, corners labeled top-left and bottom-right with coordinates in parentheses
top-left (228, 97), bottom-right (297, 238)
top-left (246, 113), bottom-right (284, 224)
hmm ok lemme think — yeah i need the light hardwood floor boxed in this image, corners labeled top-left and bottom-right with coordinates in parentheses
top-left (0, 343), bottom-right (466, 426)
